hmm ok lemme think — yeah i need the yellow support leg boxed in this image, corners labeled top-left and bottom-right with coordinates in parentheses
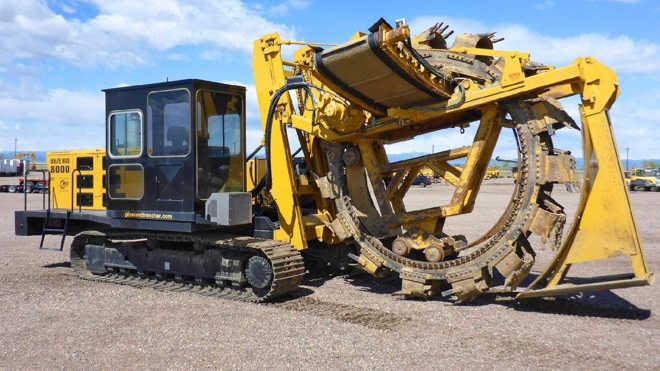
top-left (521, 108), bottom-right (653, 298)
top-left (447, 107), bottom-right (502, 215)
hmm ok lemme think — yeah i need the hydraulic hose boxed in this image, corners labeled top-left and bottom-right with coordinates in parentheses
top-left (260, 77), bottom-right (315, 194)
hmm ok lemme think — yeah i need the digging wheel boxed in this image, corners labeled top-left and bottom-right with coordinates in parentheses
top-left (323, 98), bottom-right (576, 302)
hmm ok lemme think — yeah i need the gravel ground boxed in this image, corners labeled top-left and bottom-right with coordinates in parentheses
top-left (0, 178), bottom-right (658, 369)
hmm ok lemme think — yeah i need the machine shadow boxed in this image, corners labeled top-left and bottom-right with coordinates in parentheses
top-left (447, 287), bottom-right (652, 320)
top-left (500, 273), bottom-right (652, 320)
top-left (343, 273), bottom-right (402, 295)
top-left (501, 291), bottom-right (652, 320)
top-left (301, 266), bottom-right (402, 294)
top-left (42, 260), bottom-right (651, 320)
top-left (272, 287), bottom-right (315, 303)
top-left (340, 270), bottom-right (652, 320)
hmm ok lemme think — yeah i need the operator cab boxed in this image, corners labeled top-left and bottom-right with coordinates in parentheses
top-left (103, 79), bottom-right (246, 230)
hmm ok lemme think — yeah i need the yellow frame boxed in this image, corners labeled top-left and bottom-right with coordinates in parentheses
top-left (252, 33), bottom-right (653, 295)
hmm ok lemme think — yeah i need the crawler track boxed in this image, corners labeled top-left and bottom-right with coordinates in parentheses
top-left (70, 231), bottom-right (305, 303)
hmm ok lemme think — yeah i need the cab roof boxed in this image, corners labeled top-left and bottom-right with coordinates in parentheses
top-left (102, 79), bottom-right (246, 93)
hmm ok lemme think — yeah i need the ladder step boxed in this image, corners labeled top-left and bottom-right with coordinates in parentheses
top-left (39, 247), bottom-right (64, 252)
top-left (43, 228), bottom-right (65, 233)
top-left (39, 210), bottom-right (69, 251)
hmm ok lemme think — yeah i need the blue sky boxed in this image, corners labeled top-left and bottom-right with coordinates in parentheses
top-left (1, 0), bottom-right (659, 158)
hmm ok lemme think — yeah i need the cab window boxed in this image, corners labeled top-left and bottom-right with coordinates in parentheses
top-left (107, 164), bottom-right (144, 199)
top-left (109, 110), bottom-right (142, 157)
top-left (196, 90), bottom-right (244, 198)
top-left (147, 89), bottom-right (191, 157)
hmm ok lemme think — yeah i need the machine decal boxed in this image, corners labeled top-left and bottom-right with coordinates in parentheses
top-left (123, 212), bottom-right (174, 221)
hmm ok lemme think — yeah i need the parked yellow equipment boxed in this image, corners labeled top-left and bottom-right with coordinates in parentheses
top-left (484, 167), bottom-right (501, 180)
top-left (47, 150), bottom-right (106, 211)
top-left (419, 166), bottom-right (436, 180)
top-left (14, 152), bottom-right (37, 170)
top-left (626, 168), bottom-right (659, 191)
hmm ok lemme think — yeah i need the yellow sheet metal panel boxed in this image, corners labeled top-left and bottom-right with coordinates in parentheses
top-left (562, 111), bottom-right (648, 274)
top-left (47, 149), bottom-right (106, 211)
top-left (246, 158), bottom-right (266, 193)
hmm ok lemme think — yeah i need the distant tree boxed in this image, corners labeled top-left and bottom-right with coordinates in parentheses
top-left (642, 160), bottom-right (658, 169)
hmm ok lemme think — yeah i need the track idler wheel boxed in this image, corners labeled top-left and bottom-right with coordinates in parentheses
top-left (245, 255), bottom-right (274, 291)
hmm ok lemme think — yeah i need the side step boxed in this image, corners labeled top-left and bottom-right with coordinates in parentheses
top-left (39, 211), bottom-right (70, 251)
top-left (516, 273), bottom-right (655, 299)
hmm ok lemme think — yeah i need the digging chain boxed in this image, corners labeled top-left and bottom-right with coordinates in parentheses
top-left (325, 98), bottom-right (575, 302)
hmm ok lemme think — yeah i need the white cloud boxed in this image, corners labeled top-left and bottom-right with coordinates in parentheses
top-left (384, 95), bottom-right (660, 159)
top-left (409, 16), bottom-right (660, 74)
top-left (0, 88), bottom-right (102, 125)
top-left (0, 79), bottom-right (269, 152)
top-left (241, 82), bottom-right (267, 151)
top-left (0, 85), bottom-right (104, 151)
top-left (0, 0), bottom-right (295, 69)
top-left (386, 126), bottom-right (477, 155)
top-left (612, 101), bottom-right (660, 125)
top-left (606, 91), bottom-right (660, 159)
top-left (399, 16), bottom-right (660, 159)
top-left (269, 0), bottom-right (310, 17)
top-left (500, 26), bottom-right (659, 74)
top-left (1, 8), bottom-right (656, 160)
top-left (535, 0), bottom-right (556, 10)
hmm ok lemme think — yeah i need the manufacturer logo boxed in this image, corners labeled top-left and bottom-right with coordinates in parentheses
top-left (123, 212), bottom-right (174, 220)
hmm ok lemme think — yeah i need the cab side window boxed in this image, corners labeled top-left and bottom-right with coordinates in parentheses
top-left (109, 111), bottom-right (142, 158)
top-left (147, 89), bottom-right (191, 157)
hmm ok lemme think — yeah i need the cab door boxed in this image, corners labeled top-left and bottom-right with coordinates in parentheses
top-left (144, 88), bottom-right (195, 218)
top-left (195, 89), bottom-right (245, 201)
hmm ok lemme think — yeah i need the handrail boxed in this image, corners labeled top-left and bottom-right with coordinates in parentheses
top-left (246, 144), bottom-right (264, 161)
top-left (23, 169), bottom-right (49, 212)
